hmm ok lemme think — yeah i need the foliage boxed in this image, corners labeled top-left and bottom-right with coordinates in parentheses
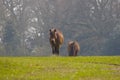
top-left (0, 44), bottom-right (5, 56)
top-left (0, 0), bottom-right (120, 56)
top-left (103, 35), bottom-right (120, 55)
top-left (3, 21), bottom-right (20, 56)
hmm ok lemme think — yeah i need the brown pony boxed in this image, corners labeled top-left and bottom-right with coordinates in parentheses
top-left (49, 28), bottom-right (64, 55)
top-left (68, 41), bottom-right (80, 56)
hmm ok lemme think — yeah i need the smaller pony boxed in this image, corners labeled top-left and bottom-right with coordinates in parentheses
top-left (68, 41), bottom-right (80, 56)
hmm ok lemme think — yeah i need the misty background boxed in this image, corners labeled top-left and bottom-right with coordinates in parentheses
top-left (0, 0), bottom-right (120, 56)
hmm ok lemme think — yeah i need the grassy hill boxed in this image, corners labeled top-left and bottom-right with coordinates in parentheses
top-left (0, 56), bottom-right (120, 80)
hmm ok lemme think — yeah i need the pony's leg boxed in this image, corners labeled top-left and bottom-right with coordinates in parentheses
top-left (52, 47), bottom-right (55, 54)
top-left (55, 46), bottom-right (59, 55)
top-left (74, 50), bottom-right (78, 56)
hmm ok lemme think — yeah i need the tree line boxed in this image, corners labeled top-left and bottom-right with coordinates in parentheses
top-left (0, 0), bottom-right (120, 56)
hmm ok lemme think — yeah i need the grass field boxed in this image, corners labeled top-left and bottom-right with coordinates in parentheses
top-left (0, 56), bottom-right (120, 80)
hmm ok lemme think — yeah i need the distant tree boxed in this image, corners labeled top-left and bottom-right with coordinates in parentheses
top-left (3, 20), bottom-right (20, 55)
top-left (0, 0), bottom-right (120, 56)
top-left (103, 34), bottom-right (120, 55)
top-left (56, 0), bottom-right (120, 55)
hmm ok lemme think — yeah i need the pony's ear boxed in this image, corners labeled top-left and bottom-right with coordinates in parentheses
top-left (54, 29), bottom-right (57, 32)
top-left (49, 29), bottom-right (51, 32)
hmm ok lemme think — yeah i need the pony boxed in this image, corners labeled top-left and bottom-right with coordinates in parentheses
top-left (49, 28), bottom-right (64, 55)
top-left (68, 41), bottom-right (80, 56)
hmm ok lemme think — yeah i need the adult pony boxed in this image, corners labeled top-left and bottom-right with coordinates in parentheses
top-left (68, 41), bottom-right (80, 56)
top-left (49, 28), bottom-right (64, 55)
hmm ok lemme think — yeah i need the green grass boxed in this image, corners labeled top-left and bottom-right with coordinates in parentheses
top-left (0, 56), bottom-right (120, 80)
